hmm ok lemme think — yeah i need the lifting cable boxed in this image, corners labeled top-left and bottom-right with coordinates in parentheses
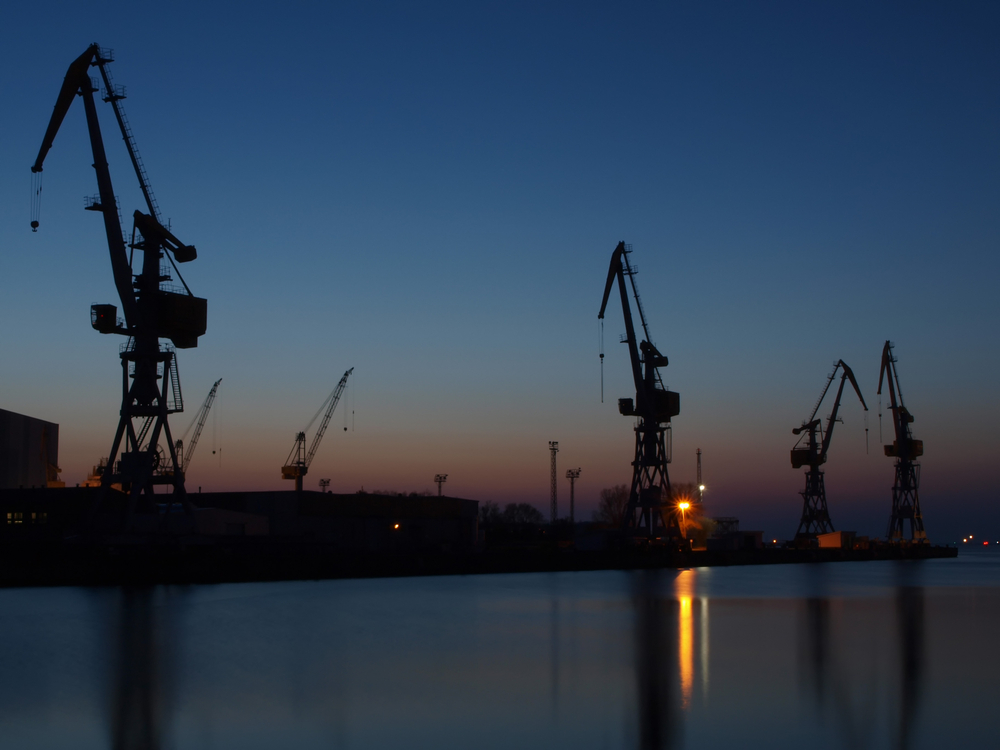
top-left (30, 172), bottom-right (42, 231)
top-left (599, 319), bottom-right (605, 403)
top-left (864, 411), bottom-right (869, 454)
top-left (878, 395), bottom-right (883, 445)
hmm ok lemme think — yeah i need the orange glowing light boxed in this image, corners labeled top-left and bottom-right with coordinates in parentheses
top-left (393, 523), bottom-right (400, 530)
top-left (678, 501), bottom-right (691, 511)
top-left (679, 595), bottom-right (693, 709)
top-left (675, 569), bottom-right (696, 711)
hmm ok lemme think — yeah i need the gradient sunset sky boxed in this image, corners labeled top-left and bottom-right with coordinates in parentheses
top-left (1, 1), bottom-right (997, 541)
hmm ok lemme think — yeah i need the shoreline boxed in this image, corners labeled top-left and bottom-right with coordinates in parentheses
top-left (0, 540), bottom-right (957, 589)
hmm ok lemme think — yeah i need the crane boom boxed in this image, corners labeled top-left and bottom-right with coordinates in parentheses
top-left (820, 361), bottom-right (868, 460)
top-left (599, 242), bottom-right (644, 396)
top-left (178, 378), bottom-right (222, 473)
top-left (32, 44), bottom-right (137, 327)
top-left (877, 341), bottom-right (921, 459)
top-left (306, 368), bottom-right (354, 468)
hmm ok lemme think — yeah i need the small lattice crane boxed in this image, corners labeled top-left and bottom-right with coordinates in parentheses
top-left (877, 342), bottom-right (926, 542)
top-left (175, 379), bottom-right (222, 475)
top-left (282, 368), bottom-right (353, 491)
top-left (792, 360), bottom-right (868, 539)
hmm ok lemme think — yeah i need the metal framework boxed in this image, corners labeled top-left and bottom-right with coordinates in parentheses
top-left (599, 242), bottom-right (679, 539)
top-left (878, 342), bottom-right (926, 542)
top-left (565, 468), bottom-right (581, 524)
top-left (696, 448), bottom-right (703, 501)
top-left (792, 360), bottom-right (868, 538)
top-left (32, 45), bottom-right (207, 532)
top-left (549, 442), bottom-right (559, 523)
top-left (434, 474), bottom-right (448, 496)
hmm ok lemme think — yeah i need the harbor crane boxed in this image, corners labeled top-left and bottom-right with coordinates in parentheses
top-left (877, 341), bottom-right (926, 542)
top-left (175, 379), bottom-right (222, 475)
top-left (792, 360), bottom-right (868, 538)
top-left (31, 45), bottom-right (207, 531)
top-left (282, 368), bottom-right (353, 491)
top-left (598, 242), bottom-right (680, 539)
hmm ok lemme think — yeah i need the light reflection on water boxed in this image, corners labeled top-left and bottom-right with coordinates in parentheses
top-left (0, 553), bottom-right (998, 749)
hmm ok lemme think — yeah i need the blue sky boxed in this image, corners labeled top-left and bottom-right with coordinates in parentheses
top-left (1, 1), bottom-right (998, 541)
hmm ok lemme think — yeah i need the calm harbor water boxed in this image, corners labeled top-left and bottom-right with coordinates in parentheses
top-left (0, 550), bottom-right (997, 749)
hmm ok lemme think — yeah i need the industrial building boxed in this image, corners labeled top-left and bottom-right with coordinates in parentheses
top-left (0, 487), bottom-right (479, 554)
top-left (0, 408), bottom-right (62, 490)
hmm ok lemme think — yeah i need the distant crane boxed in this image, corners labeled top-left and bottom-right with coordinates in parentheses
top-left (282, 368), bottom-right (353, 491)
top-left (31, 45), bottom-right (207, 531)
top-left (877, 342), bottom-right (926, 542)
top-left (792, 360), bottom-right (868, 538)
top-left (599, 242), bottom-right (679, 539)
top-left (175, 379), bottom-right (222, 475)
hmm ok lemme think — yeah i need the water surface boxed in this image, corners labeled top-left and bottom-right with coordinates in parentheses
top-left (0, 551), bottom-right (996, 749)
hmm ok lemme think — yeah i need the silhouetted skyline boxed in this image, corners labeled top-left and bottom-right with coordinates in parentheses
top-left (1, 2), bottom-right (997, 540)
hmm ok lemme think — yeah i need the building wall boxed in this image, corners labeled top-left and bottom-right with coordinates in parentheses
top-left (195, 491), bottom-right (479, 552)
top-left (0, 409), bottom-right (59, 489)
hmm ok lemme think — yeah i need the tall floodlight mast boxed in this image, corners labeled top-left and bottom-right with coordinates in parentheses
top-left (877, 342), bottom-right (926, 542)
top-left (31, 45), bottom-right (207, 532)
top-left (549, 442), bottom-right (559, 523)
top-left (565, 468), bottom-right (581, 524)
top-left (696, 448), bottom-right (704, 501)
top-left (598, 242), bottom-right (679, 539)
top-left (791, 361), bottom-right (868, 539)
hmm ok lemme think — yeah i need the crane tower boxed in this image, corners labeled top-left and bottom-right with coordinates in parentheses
top-left (31, 45), bottom-right (207, 532)
top-left (791, 360), bottom-right (868, 538)
top-left (878, 342), bottom-right (926, 542)
top-left (598, 242), bottom-right (679, 540)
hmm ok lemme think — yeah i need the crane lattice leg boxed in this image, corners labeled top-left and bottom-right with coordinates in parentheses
top-left (887, 460), bottom-right (926, 542)
top-left (796, 468), bottom-right (835, 538)
top-left (622, 420), bottom-right (676, 539)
